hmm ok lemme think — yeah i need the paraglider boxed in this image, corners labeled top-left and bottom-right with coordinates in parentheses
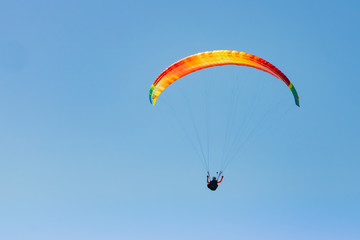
top-left (207, 172), bottom-right (224, 191)
top-left (149, 50), bottom-right (300, 191)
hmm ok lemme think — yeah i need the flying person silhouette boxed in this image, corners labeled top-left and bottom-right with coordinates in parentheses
top-left (207, 172), bottom-right (224, 191)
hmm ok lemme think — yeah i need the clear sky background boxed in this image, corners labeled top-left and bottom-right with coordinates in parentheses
top-left (0, 0), bottom-right (359, 239)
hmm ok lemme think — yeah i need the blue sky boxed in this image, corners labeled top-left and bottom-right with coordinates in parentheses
top-left (0, 0), bottom-right (359, 239)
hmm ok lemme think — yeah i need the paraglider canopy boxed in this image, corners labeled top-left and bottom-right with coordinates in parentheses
top-left (149, 50), bottom-right (300, 107)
